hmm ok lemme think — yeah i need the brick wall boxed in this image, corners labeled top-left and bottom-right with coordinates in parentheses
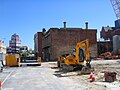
top-left (100, 27), bottom-right (120, 40)
top-left (48, 28), bottom-right (97, 60)
top-left (38, 32), bottom-right (42, 57)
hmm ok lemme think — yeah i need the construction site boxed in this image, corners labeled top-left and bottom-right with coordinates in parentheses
top-left (1, 0), bottom-right (120, 90)
top-left (0, 59), bottom-right (120, 90)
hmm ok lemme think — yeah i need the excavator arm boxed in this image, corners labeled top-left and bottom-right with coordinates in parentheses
top-left (75, 39), bottom-right (91, 67)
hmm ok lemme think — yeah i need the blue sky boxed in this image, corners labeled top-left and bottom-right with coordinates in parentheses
top-left (0, 0), bottom-right (116, 49)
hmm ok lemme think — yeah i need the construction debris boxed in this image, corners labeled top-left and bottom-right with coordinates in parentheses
top-left (98, 52), bottom-right (119, 60)
top-left (104, 71), bottom-right (117, 82)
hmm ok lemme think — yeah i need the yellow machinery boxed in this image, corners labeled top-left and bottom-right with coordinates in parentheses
top-left (5, 54), bottom-right (20, 67)
top-left (57, 39), bottom-right (91, 72)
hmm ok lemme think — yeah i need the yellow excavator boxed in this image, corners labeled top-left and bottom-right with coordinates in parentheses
top-left (57, 39), bottom-right (91, 73)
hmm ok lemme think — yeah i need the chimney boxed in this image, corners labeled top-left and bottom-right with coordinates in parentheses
top-left (42, 28), bottom-right (46, 35)
top-left (85, 22), bottom-right (88, 30)
top-left (63, 21), bottom-right (66, 29)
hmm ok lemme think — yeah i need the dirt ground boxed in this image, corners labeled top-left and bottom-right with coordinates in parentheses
top-left (50, 59), bottom-right (120, 90)
top-left (1, 59), bottom-right (120, 90)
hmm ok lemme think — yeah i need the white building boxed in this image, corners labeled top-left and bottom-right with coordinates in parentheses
top-left (0, 40), bottom-right (6, 54)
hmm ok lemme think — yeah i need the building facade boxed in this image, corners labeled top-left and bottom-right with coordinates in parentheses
top-left (20, 46), bottom-right (28, 52)
top-left (100, 26), bottom-right (115, 40)
top-left (100, 25), bottom-right (120, 54)
top-left (34, 32), bottom-right (43, 58)
top-left (42, 26), bottom-right (97, 61)
top-left (100, 26), bottom-right (120, 40)
top-left (115, 19), bottom-right (120, 28)
top-left (0, 40), bottom-right (6, 54)
top-left (9, 33), bottom-right (21, 53)
top-left (97, 39), bottom-right (113, 55)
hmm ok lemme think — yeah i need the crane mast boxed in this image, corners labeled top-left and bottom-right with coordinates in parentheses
top-left (110, 0), bottom-right (120, 27)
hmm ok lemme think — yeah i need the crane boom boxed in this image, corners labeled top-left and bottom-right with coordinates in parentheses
top-left (110, 0), bottom-right (120, 27)
top-left (110, 0), bottom-right (120, 19)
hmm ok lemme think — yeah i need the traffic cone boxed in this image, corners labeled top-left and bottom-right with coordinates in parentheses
top-left (90, 71), bottom-right (95, 82)
top-left (0, 81), bottom-right (2, 90)
top-left (89, 70), bottom-right (93, 79)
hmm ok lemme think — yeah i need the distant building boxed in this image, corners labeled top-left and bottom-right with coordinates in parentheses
top-left (9, 33), bottom-right (21, 53)
top-left (34, 32), bottom-right (43, 58)
top-left (0, 40), bottom-right (6, 54)
top-left (6, 47), bottom-right (12, 53)
top-left (115, 19), bottom-right (120, 28)
top-left (100, 26), bottom-right (115, 40)
top-left (100, 22), bottom-right (120, 54)
top-left (100, 21), bottom-right (120, 41)
top-left (97, 38), bottom-right (112, 55)
top-left (20, 46), bottom-right (28, 52)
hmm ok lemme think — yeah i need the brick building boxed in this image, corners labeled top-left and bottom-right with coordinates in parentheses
top-left (100, 26), bottom-right (120, 40)
top-left (100, 26), bottom-right (115, 40)
top-left (34, 32), bottom-right (43, 58)
top-left (42, 22), bottom-right (97, 61)
top-left (100, 25), bottom-right (120, 54)
top-left (97, 39), bottom-right (113, 55)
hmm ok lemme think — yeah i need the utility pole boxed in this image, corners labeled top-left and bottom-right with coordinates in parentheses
top-left (15, 36), bottom-right (16, 54)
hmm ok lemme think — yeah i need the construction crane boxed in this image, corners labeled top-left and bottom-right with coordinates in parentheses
top-left (110, 0), bottom-right (120, 27)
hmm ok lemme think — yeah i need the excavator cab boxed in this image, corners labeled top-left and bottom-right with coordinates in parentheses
top-left (79, 49), bottom-right (85, 62)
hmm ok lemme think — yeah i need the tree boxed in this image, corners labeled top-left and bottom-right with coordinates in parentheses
top-left (21, 52), bottom-right (29, 56)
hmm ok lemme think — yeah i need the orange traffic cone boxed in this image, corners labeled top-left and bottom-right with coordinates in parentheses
top-left (0, 81), bottom-right (2, 90)
top-left (90, 70), bottom-right (95, 82)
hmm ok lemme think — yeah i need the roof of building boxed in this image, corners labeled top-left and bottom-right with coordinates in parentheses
top-left (43, 27), bottom-right (97, 36)
top-left (102, 26), bottom-right (114, 32)
top-left (97, 38), bottom-right (110, 42)
top-left (11, 33), bottom-right (21, 41)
